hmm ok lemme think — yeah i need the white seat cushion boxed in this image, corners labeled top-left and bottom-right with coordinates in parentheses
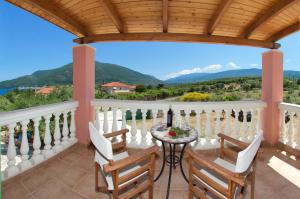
top-left (194, 158), bottom-right (237, 199)
top-left (97, 151), bottom-right (147, 191)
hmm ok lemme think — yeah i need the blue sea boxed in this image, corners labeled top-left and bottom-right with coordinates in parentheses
top-left (0, 88), bottom-right (15, 95)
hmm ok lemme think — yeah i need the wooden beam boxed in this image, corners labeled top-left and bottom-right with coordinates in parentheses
top-left (206, 0), bottom-right (233, 35)
top-left (98, 0), bottom-right (124, 33)
top-left (73, 33), bottom-right (280, 49)
top-left (267, 22), bottom-right (300, 41)
top-left (163, 0), bottom-right (168, 33)
top-left (18, 0), bottom-right (88, 36)
top-left (241, 0), bottom-right (299, 38)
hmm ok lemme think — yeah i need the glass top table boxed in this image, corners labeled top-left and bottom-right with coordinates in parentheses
top-left (150, 123), bottom-right (198, 199)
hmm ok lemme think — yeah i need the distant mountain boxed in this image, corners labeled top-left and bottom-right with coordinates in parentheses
top-left (165, 68), bottom-right (300, 84)
top-left (0, 62), bottom-right (162, 89)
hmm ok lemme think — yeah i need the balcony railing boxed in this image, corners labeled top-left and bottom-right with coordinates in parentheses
top-left (279, 102), bottom-right (300, 149)
top-left (0, 101), bottom-right (78, 180)
top-left (92, 99), bottom-right (266, 149)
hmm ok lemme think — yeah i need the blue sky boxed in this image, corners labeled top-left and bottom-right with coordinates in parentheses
top-left (1, 2), bottom-right (300, 81)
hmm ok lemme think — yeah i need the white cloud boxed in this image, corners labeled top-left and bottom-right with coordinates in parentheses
top-left (250, 63), bottom-right (258, 67)
top-left (165, 64), bottom-right (222, 79)
top-left (227, 62), bottom-right (241, 69)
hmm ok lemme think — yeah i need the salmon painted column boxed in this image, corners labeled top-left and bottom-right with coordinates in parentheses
top-left (261, 50), bottom-right (283, 145)
top-left (73, 44), bottom-right (95, 145)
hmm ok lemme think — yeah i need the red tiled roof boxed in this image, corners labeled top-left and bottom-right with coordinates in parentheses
top-left (36, 87), bottom-right (54, 95)
top-left (102, 82), bottom-right (135, 88)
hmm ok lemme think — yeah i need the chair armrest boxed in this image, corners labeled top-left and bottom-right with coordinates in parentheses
top-left (104, 129), bottom-right (129, 139)
top-left (186, 148), bottom-right (245, 186)
top-left (103, 145), bottom-right (159, 173)
top-left (218, 133), bottom-right (249, 150)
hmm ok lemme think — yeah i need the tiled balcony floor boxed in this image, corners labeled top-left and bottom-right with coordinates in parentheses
top-left (2, 143), bottom-right (300, 199)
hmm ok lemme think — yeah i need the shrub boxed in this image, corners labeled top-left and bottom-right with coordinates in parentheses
top-left (180, 92), bottom-right (210, 102)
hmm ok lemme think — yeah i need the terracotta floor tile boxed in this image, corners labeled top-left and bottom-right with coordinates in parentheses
top-left (21, 167), bottom-right (54, 192)
top-left (2, 143), bottom-right (300, 199)
top-left (2, 180), bottom-right (30, 199)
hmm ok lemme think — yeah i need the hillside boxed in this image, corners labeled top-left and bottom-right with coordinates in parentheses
top-left (0, 62), bottom-right (162, 88)
top-left (165, 68), bottom-right (300, 84)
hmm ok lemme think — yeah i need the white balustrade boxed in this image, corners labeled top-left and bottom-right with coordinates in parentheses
top-left (279, 103), bottom-right (300, 149)
top-left (19, 120), bottom-right (31, 171)
top-left (92, 99), bottom-right (266, 150)
top-left (32, 117), bottom-right (44, 164)
top-left (53, 113), bottom-right (62, 153)
top-left (0, 101), bottom-right (78, 180)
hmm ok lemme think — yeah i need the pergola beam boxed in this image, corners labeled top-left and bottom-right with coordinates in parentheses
top-left (163, 0), bottom-right (168, 33)
top-left (74, 33), bottom-right (280, 49)
top-left (206, 0), bottom-right (233, 35)
top-left (98, 0), bottom-right (124, 33)
top-left (268, 22), bottom-right (300, 41)
top-left (19, 0), bottom-right (88, 36)
top-left (241, 0), bottom-right (299, 38)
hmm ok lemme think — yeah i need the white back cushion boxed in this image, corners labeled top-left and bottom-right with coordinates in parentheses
top-left (235, 132), bottom-right (263, 173)
top-left (89, 122), bottom-right (113, 166)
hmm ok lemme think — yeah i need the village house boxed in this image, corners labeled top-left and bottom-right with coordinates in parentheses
top-left (101, 82), bottom-right (136, 94)
top-left (35, 87), bottom-right (54, 95)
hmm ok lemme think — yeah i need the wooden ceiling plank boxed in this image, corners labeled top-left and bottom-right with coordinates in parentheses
top-left (206, 0), bottom-right (234, 35)
top-left (73, 32), bottom-right (280, 49)
top-left (267, 21), bottom-right (300, 41)
top-left (98, 0), bottom-right (124, 33)
top-left (241, 0), bottom-right (299, 38)
top-left (163, 0), bottom-right (168, 32)
top-left (19, 0), bottom-right (88, 36)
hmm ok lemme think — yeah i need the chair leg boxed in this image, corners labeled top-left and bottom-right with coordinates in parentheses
top-left (148, 184), bottom-right (153, 199)
top-left (251, 172), bottom-right (255, 199)
top-left (95, 163), bottom-right (100, 192)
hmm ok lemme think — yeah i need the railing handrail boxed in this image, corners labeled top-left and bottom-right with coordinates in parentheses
top-left (0, 100), bottom-right (78, 125)
top-left (279, 102), bottom-right (300, 112)
top-left (92, 99), bottom-right (266, 110)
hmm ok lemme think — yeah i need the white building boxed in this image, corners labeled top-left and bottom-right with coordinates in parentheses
top-left (102, 82), bottom-right (136, 94)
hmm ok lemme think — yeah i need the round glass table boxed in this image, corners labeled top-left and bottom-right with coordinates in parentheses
top-left (150, 123), bottom-right (198, 199)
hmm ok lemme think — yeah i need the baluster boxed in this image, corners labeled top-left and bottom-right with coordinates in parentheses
top-left (296, 112), bottom-right (300, 149)
top-left (62, 111), bottom-right (70, 147)
top-left (287, 112), bottom-right (295, 146)
top-left (5, 123), bottom-right (19, 177)
top-left (42, 114), bottom-right (53, 158)
top-left (152, 109), bottom-right (158, 126)
top-left (69, 109), bottom-right (77, 143)
top-left (224, 109), bottom-right (231, 136)
top-left (174, 109), bottom-right (181, 127)
top-left (112, 107), bottom-right (118, 132)
top-left (248, 109), bottom-right (255, 140)
top-left (256, 108), bottom-right (262, 132)
top-left (185, 109), bottom-right (191, 125)
top-left (103, 107), bottom-right (109, 134)
top-left (19, 120), bottom-right (32, 171)
top-left (205, 110), bottom-right (212, 142)
top-left (163, 108), bottom-right (168, 124)
top-left (214, 110), bottom-right (221, 138)
top-left (195, 110), bottom-right (201, 138)
top-left (141, 108), bottom-right (148, 147)
top-left (233, 109), bottom-right (240, 139)
top-left (53, 113), bottom-right (62, 153)
top-left (280, 109), bottom-right (287, 143)
top-left (121, 108), bottom-right (127, 130)
top-left (130, 108), bottom-right (137, 146)
top-left (32, 117), bottom-right (44, 164)
top-left (95, 107), bottom-right (101, 131)
top-left (240, 109), bottom-right (248, 141)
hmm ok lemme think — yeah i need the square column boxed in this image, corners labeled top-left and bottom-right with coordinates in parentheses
top-left (73, 44), bottom-right (95, 145)
top-left (261, 50), bottom-right (283, 145)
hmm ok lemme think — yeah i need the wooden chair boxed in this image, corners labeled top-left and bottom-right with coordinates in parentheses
top-left (89, 122), bottom-right (159, 199)
top-left (186, 132), bottom-right (263, 199)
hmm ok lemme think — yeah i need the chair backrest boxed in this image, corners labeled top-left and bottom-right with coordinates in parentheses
top-left (235, 132), bottom-right (263, 173)
top-left (89, 122), bottom-right (113, 166)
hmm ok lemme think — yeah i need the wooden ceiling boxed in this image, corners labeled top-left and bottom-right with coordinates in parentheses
top-left (6, 0), bottom-right (300, 48)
